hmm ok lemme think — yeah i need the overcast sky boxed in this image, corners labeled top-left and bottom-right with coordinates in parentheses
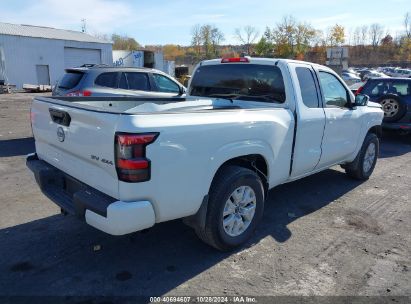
top-left (1, 0), bottom-right (410, 45)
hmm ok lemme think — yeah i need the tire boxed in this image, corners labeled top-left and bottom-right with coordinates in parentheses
top-left (196, 166), bottom-right (265, 251)
top-left (377, 94), bottom-right (406, 123)
top-left (345, 133), bottom-right (379, 180)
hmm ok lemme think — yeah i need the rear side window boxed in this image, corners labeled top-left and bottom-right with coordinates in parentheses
top-left (58, 71), bottom-right (84, 90)
top-left (365, 81), bottom-right (385, 96)
top-left (296, 67), bottom-right (320, 108)
top-left (95, 72), bottom-right (118, 88)
top-left (190, 64), bottom-right (286, 103)
top-left (152, 74), bottom-right (180, 93)
top-left (366, 80), bottom-right (411, 96)
top-left (124, 72), bottom-right (150, 91)
top-left (392, 82), bottom-right (410, 95)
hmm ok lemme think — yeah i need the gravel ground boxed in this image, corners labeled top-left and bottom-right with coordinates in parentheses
top-left (0, 93), bottom-right (410, 299)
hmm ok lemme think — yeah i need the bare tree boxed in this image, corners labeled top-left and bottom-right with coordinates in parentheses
top-left (210, 27), bottom-right (225, 56)
top-left (200, 24), bottom-right (213, 58)
top-left (234, 25), bottom-right (260, 54)
top-left (191, 24), bottom-right (202, 56)
top-left (405, 12), bottom-right (411, 38)
top-left (353, 27), bottom-right (361, 46)
top-left (360, 25), bottom-right (369, 45)
top-left (369, 23), bottom-right (384, 48)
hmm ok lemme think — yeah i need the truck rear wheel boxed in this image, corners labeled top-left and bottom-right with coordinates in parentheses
top-left (196, 166), bottom-right (265, 251)
top-left (345, 133), bottom-right (379, 180)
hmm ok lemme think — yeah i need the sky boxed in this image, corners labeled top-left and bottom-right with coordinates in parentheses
top-left (1, 0), bottom-right (410, 45)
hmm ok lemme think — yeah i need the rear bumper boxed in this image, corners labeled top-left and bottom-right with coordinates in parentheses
top-left (382, 122), bottom-right (411, 130)
top-left (26, 153), bottom-right (155, 235)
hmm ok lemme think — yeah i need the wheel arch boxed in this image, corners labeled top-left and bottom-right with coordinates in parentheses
top-left (211, 154), bottom-right (269, 195)
top-left (368, 125), bottom-right (382, 138)
top-left (204, 140), bottom-right (275, 194)
top-left (183, 153), bottom-right (270, 231)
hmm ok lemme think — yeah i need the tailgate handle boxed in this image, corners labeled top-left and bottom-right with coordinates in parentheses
top-left (49, 108), bottom-right (71, 127)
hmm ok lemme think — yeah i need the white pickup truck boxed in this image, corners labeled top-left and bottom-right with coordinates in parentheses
top-left (27, 58), bottom-right (383, 251)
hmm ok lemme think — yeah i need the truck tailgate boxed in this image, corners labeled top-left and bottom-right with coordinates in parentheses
top-left (31, 98), bottom-right (120, 199)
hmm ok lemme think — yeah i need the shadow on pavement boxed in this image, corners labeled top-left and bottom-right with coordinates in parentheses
top-left (0, 137), bottom-right (34, 158)
top-left (259, 169), bottom-right (362, 242)
top-left (379, 131), bottom-right (411, 158)
top-left (0, 168), bottom-right (362, 296)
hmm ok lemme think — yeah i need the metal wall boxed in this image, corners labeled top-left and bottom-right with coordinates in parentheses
top-left (113, 50), bottom-right (144, 68)
top-left (0, 34), bottom-right (112, 89)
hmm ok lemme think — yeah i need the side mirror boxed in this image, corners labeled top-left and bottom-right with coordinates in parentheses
top-left (354, 94), bottom-right (369, 106)
top-left (179, 86), bottom-right (186, 96)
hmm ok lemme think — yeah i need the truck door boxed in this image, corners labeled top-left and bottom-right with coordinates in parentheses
top-left (315, 70), bottom-right (361, 168)
top-left (290, 64), bottom-right (326, 178)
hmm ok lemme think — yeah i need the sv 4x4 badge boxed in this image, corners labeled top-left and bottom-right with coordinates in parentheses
top-left (91, 155), bottom-right (113, 166)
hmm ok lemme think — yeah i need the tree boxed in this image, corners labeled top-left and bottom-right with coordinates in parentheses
top-left (272, 16), bottom-right (296, 57)
top-left (163, 44), bottom-right (185, 60)
top-left (360, 25), bottom-right (369, 45)
top-left (381, 34), bottom-right (393, 46)
top-left (294, 23), bottom-right (316, 57)
top-left (210, 26), bottom-right (225, 56)
top-left (327, 24), bottom-right (345, 46)
top-left (191, 24), bottom-right (202, 56)
top-left (405, 12), bottom-right (411, 39)
top-left (269, 16), bottom-right (317, 59)
top-left (111, 34), bottom-right (140, 50)
top-left (369, 23), bottom-right (384, 48)
top-left (190, 24), bottom-right (224, 59)
top-left (200, 24), bottom-right (212, 58)
top-left (234, 25), bottom-right (260, 54)
top-left (255, 37), bottom-right (272, 56)
top-left (271, 16), bottom-right (295, 57)
top-left (353, 27), bottom-right (361, 46)
top-left (255, 27), bottom-right (273, 56)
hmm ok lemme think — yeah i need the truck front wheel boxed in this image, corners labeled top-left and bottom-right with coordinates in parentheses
top-left (344, 133), bottom-right (379, 180)
top-left (196, 166), bottom-right (265, 251)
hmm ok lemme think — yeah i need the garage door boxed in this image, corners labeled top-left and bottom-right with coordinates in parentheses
top-left (64, 47), bottom-right (101, 69)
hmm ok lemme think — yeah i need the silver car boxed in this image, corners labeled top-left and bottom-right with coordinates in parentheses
top-left (53, 65), bottom-right (186, 97)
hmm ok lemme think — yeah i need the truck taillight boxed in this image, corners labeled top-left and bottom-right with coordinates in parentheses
top-left (221, 57), bottom-right (250, 63)
top-left (115, 133), bottom-right (159, 183)
top-left (355, 86), bottom-right (364, 95)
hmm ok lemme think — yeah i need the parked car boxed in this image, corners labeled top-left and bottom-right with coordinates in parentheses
top-left (53, 65), bottom-right (186, 98)
top-left (349, 81), bottom-right (365, 94)
top-left (380, 67), bottom-right (398, 76)
top-left (357, 69), bottom-right (371, 81)
top-left (343, 68), bottom-right (359, 76)
top-left (342, 72), bottom-right (361, 85)
top-left (27, 57), bottom-right (383, 251)
top-left (356, 78), bottom-right (411, 130)
top-left (363, 71), bottom-right (390, 81)
top-left (390, 69), bottom-right (411, 78)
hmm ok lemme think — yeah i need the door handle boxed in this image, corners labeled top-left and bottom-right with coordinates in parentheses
top-left (49, 108), bottom-right (71, 126)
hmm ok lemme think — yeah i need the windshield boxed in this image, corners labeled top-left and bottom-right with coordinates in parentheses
top-left (189, 64), bottom-right (286, 103)
top-left (58, 71), bottom-right (84, 90)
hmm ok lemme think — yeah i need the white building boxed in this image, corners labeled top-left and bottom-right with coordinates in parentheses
top-left (0, 22), bottom-right (112, 89)
top-left (113, 50), bottom-right (175, 77)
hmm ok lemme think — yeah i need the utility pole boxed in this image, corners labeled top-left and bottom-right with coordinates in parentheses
top-left (81, 19), bottom-right (86, 33)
